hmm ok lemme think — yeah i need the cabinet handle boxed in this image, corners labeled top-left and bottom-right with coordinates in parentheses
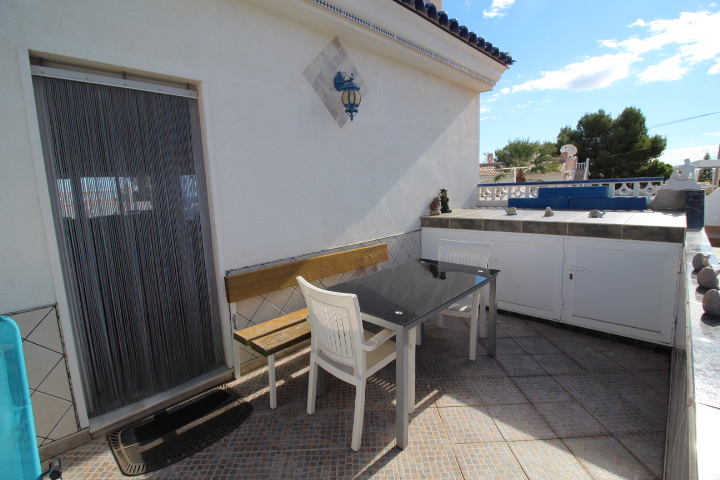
top-left (569, 265), bottom-right (586, 271)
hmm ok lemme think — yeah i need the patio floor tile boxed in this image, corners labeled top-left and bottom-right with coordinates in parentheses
top-left (407, 407), bottom-right (450, 446)
top-left (487, 404), bottom-right (557, 441)
top-left (562, 436), bottom-right (655, 480)
top-left (533, 402), bottom-right (608, 438)
top-left (509, 439), bottom-right (593, 480)
top-left (514, 337), bottom-right (562, 355)
top-left (472, 375), bottom-right (529, 405)
top-left (616, 432), bottom-right (666, 478)
top-left (335, 446), bottom-right (401, 480)
top-left (512, 376), bottom-right (574, 404)
top-left (438, 406), bottom-right (504, 443)
top-left (453, 442), bottom-right (529, 479)
top-left (532, 354), bottom-right (587, 375)
top-left (496, 354), bottom-right (547, 376)
top-left (427, 374), bottom-right (485, 407)
top-left (397, 445), bottom-right (464, 480)
top-left (275, 448), bottom-right (339, 479)
top-left (499, 322), bottom-right (540, 338)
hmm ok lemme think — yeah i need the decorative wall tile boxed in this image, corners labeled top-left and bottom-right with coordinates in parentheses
top-left (304, 38), bottom-right (367, 128)
top-left (2, 305), bottom-right (80, 447)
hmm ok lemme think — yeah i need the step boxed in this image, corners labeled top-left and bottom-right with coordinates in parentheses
top-left (537, 186), bottom-right (609, 198)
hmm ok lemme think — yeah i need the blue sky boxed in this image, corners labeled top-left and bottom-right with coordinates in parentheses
top-left (440, 0), bottom-right (720, 165)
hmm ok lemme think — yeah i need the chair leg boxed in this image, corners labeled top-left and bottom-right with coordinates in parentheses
top-left (268, 354), bottom-right (277, 409)
top-left (307, 354), bottom-right (318, 415)
top-left (436, 313), bottom-right (444, 328)
top-left (416, 323), bottom-right (422, 346)
top-left (351, 382), bottom-right (366, 451)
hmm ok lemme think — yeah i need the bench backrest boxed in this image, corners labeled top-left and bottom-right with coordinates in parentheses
top-left (224, 244), bottom-right (389, 303)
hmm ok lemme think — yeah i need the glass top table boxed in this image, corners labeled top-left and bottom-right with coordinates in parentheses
top-left (328, 258), bottom-right (499, 449)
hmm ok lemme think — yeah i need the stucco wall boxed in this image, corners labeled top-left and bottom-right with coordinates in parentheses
top-left (0, 0), bottom-right (483, 314)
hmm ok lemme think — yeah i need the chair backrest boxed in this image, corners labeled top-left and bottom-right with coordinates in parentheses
top-left (296, 276), bottom-right (365, 375)
top-left (438, 239), bottom-right (492, 268)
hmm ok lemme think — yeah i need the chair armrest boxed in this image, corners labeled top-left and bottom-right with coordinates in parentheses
top-left (362, 328), bottom-right (396, 351)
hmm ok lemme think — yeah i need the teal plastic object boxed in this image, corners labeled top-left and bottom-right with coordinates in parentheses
top-left (0, 316), bottom-right (42, 480)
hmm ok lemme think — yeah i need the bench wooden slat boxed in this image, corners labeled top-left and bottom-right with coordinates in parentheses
top-left (250, 320), bottom-right (312, 356)
top-left (224, 244), bottom-right (388, 303)
top-left (233, 308), bottom-right (308, 346)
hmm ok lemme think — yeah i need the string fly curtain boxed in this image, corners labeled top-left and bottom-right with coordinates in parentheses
top-left (32, 75), bottom-right (224, 417)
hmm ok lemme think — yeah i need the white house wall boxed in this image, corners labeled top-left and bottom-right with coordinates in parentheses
top-left (1, 0), bottom-right (485, 310)
top-left (0, 0), bottom-right (497, 437)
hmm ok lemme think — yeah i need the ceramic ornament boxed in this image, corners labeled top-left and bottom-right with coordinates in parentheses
top-left (692, 253), bottom-right (710, 271)
top-left (697, 267), bottom-right (720, 289)
top-left (702, 289), bottom-right (720, 316)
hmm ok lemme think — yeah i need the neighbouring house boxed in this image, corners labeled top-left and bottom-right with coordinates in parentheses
top-left (0, 0), bottom-right (511, 457)
top-left (479, 151), bottom-right (589, 184)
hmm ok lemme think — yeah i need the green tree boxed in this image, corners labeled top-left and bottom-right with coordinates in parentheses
top-left (494, 139), bottom-right (560, 183)
top-left (698, 152), bottom-right (713, 182)
top-left (557, 107), bottom-right (668, 179)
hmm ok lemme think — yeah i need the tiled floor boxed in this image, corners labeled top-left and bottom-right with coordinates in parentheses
top-left (54, 313), bottom-right (670, 479)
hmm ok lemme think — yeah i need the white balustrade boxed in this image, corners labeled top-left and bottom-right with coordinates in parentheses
top-left (477, 178), bottom-right (664, 207)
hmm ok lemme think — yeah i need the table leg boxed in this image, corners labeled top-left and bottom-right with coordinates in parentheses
top-left (408, 327), bottom-right (416, 414)
top-left (395, 327), bottom-right (410, 449)
top-left (488, 278), bottom-right (498, 357)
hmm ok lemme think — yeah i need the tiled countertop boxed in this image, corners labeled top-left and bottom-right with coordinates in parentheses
top-left (421, 208), bottom-right (687, 244)
top-left (683, 229), bottom-right (720, 479)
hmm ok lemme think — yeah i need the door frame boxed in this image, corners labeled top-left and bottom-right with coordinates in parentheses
top-left (17, 50), bottom-right (234, 429)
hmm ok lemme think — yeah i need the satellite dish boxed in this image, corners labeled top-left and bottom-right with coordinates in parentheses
top-left (560, 144), bottom-right (578, 157)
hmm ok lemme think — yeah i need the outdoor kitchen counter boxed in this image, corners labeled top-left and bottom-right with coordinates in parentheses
top-left (421, 207), bottom-right (687, 244)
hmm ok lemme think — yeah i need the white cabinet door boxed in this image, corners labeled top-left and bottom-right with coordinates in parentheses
top-left (484, 232), bottom-right (565, 321)
top-left (563, 238), bottom-right (680, 345)
top-left (421, 228), bottom-right (484, 260)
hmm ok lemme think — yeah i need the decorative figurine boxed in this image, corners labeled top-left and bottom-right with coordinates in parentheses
top-left (703, 289), bottom-right (720, 316)
top-left (429, 196), bottom-right (441, 215)
top-left (589, 209), bottom-right (605, 218)
top-left (440, 189), bottom-right (452, 213)
top-left (505, 207), bottom-right (517, 215)
top-left (697, 267), bottom-right (720, 290)
top-left (544, 207), bottom-right (554, 217)
top-left (692, 253), bottom-right (711, 271)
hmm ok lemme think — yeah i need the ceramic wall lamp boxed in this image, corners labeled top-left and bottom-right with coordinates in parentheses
top-left (334, 72), bottom-right (361, 121)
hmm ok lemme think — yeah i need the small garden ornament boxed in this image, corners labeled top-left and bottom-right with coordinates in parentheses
top-left (692, 253), bottom-right (711, 271)
top-left (544, 207), bottom-right (554, 217)
top-left (697, 266), bottom-right (720, 290)
top-left (702, 289), bottom-right (720, 316)
top-left (440, 189), bottom-right (452, 213)
top-left (429, 196), bottom-right (441, 216)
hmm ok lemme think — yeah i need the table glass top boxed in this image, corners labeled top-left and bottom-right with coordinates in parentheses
top-left (328, 259), bottom-right (499, 327)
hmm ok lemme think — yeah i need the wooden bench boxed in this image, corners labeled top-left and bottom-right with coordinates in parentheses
top-left (225, 244), bottom-right (389, 408)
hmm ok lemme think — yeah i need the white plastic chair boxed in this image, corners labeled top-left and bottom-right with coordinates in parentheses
top-left (297, 276), bottom-right (396, 451)
top-left (437, 239), bottom-right (492, 360)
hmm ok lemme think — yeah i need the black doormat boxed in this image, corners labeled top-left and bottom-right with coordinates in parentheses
top-left (107, 386), bottom-right (253, 476)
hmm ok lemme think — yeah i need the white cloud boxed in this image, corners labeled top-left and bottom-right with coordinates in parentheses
top-left (608, 10), bottom-right (720, 82)
top-left (483, 0), bottom-right (515, 18)
top-left (480, 106), bottom-right (491, 114)
top-left (500, 87), bottom-right (511, 94)
top-left (506, 9), bottom-right (720, 93)
top-left (512, 53), bottom-right (634, 92)
top-left (659, 144), bottom-right (720, 163)
top-left (638, 55), bottom-right (689, 82)
top-left (705, 131), bottom-right (720, 137)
